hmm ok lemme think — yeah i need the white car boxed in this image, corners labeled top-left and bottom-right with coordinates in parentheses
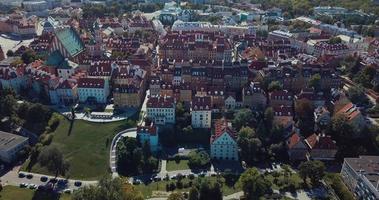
top-left (29, 184), bottom-right (37, 189)
top-left (63, 189), bottom-right (72, 194)
top-left (19, 183), bottom-right (29, 188)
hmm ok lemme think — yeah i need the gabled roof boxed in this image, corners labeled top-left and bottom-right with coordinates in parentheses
top-left (55, 27), bottom-right (85, 57)
top-left (305, 134), bottom-right (337, 150)
top-left (287, 133), bottom-right (306, 149)
top-left (211, 118), bottom-right (236, 144)
top-left (45, 50), bottom-right (64, 66)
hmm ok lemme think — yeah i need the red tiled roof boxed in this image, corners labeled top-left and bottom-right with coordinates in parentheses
top-left (287, 133), bottom-right (302, 149)
top-left (210, 118), bottom-right (236, 144)
top-left (147, 96), bottom-right (175, 108)
top-left (77, 78), bottom-right (105, 88)
top-left (336, 102), bottom-right (361, 121)
top-left (305, 134), bottom-right (337, 150)
top-left (192, 96), bottom-right (211, 111)
top-left (137, 123), bottom-right (157, 136)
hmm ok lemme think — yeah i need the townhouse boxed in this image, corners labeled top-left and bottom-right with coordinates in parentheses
top-left (113, 65), bottom-right (147, 108)
top-left (77, 78), bottom-right (109, 104)
top-left (137, 122), bottom-right (159, 153)
top-left (242, 82), bottom-right (267, 110)
top-left (210, 118), bottom-right (238, 161)
top-left (191, 96), bottom-right (212, 128)
top-left (146, 96), bottom-right (176, 125)
top-left (336, 102), bottom-right (366, 136)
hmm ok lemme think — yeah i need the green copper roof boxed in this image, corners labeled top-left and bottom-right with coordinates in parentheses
top-left (45, 50), bottom-right (64, 66)
top-left (55, 27), bottom-right (85, 57)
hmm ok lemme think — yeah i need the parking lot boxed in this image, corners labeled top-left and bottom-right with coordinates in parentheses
top-left (0, 166), bottom-right (96, 194)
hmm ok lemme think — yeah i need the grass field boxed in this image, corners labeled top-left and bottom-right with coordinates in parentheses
top-left (166, 160), bottom-right (190, 171)
top-left (135, 176), bottom-right (240, 198)
top-left (0, 186), bottom-right (70, 200)
top-left (22, 118), bottom-right (134, 180)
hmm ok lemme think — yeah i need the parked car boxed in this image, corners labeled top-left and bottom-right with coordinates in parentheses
top-left (58, 179), bottom-right (68, 185)
top-left (26, 174), bottom-right (33, 179)
top-left (74, 181), bottom-right (82, 187)
top-left (29, 184), bottom-right (37, 189)
top-left (37, 185), bottom-right (45, 190)
top-left (132, 179), bottom-right (141, 185)
top-left (49, 178), bottom-right (58, 184)
top-left (19, 183), bottom-right (28, 188)
top-left (40, 176), bottom-right (48, 182)
top-left (153, 176), bottom-right (162, 182)
top-left (18, 172), bottom-right (25, 178)
top-left (63, 189), bottom-right (71, 194)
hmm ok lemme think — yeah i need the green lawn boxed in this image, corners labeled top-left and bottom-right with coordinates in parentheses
top-left (0, 186), bottom-right (70, 200)
top-left (22, 118), bottom-right (134, 180)
top-left (166, 160), bottom-right (190, 171)
top-left (135, 176), bottom-right (240, 199)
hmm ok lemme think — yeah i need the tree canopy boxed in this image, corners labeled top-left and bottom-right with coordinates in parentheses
top-left (238, 168), bottom-right (271, 200)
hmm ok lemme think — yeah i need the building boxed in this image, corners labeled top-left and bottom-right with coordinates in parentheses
top-left (286, 133), bottom-right (308, 161)
top-left (269, 90), bottom-right (293, 107)
top-left (146, 96), bottom-right (176, 125)
top-left (210, 118), bottom-right (238, 161)
top-left (314, 106), bottom-right (331, 130)
top-left (242, 82), bottom-right (267, 110)
top-left (55, 79), bottom-right (78, 104)
top-left (341, 156), bottom-right (379, 199)
top-left (137, 122), bottom-right (159, 153)
top-left (305, 134), bottom-right (337, 161)
top-left (159, 31), bottom-right (233, 63)
top-left (336, 102), bottom-right (366, 135)
top-left (0, 131), bottom-right (29, 163)
top-left (313, 41), bottom-right (350, 58)
top-left (77, 78), bottom-right (109, 104)
top-left (49, 27), bottom-right (85, 61)
top-left (191, 96), bottom-right (212, 128)
top-left (273, 105), bottom-right (294, 130)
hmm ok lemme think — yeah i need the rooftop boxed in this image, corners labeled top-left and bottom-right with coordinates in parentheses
top-left (0, 131), bottom-right (28, 152)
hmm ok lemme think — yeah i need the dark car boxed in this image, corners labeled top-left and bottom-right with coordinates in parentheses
top-left (58, 179), bottom-right (68, 185)
top-left (49, 178), bottom-right (58, 184)
top-left (74, 181), bottom-right (82, 187)
top-left (26, 174), bottom-right (33, 179)
top-left (18, 173), bottom-right (25, 178)
top-left (40, 176), bottom-right (48, 182)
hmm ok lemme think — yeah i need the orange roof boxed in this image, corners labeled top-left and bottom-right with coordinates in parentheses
top-left (336, 102), bottom-right (360, 121)
top-left (287, 133), bottom-right (302, 149)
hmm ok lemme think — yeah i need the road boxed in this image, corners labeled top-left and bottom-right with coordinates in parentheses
top-left (110, 128), bottom-right (137, 177)
top-left (0, 166), bottom-right (96, 192)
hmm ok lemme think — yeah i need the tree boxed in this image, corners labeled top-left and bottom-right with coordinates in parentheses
top-left (21, 49), bottom-right (37, 64)
top-left (189, 187), bottom-right (200, 200)
top-left (268, 81), bottom-right (283, 92)
top-left (232, 109), bottom-right (256, 130)
top-left (188, 150), bottom-right (210, 169)
top-left (168, 192), bottom-right (185, 200)
top-left (331, 114), bottom-right (355, 139)
top-left (38, 145), bottom-right (69, 178)
top-left (299, 160), bottom-right (325, 186)
top-left (73, 176), bottom-right (143, 200)
top-left (237, 126), bottom-right (264, 164)
top-left (309, 74), bottom-right (321, 91)
top-left (328, 37), bottom-right (342, 44)
top-left (264, 107), bottom-right (274, 129)
top-left (295, 99), bottom-right (314, 137)
top-left (6, 50), bottom-right (14, 57)
top-left (347, 85), bottom-right (369, 106)
top-left (238, 168), bottom-right (271, 200)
